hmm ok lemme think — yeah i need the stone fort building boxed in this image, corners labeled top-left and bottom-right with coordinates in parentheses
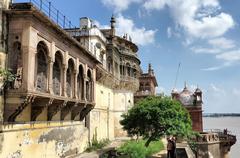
top-left (134, 63), bottom-right (158, 103)
top-left (0, 1), bottom-right (140, 157)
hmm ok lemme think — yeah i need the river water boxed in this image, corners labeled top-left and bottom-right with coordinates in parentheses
top-left (203, 117), bottom-right (240, 158)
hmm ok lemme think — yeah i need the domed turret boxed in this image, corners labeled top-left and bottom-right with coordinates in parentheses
top-left (171, 83), bottom-right (203, 132)
top-left (171, 88), bottom-right (178, 100)
top-left (178, 85), bottom-right (194, 106)
top-left (195, 86), bottom-right (202, 104)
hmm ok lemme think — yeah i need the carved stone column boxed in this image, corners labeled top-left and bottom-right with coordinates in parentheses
top-left (92, 69), bottom-right (96, 102)
top-left (83, 74), bottom-right (87, 101)
top-left (22, 46), bottom-right (36, 91)
top-left (91, 81), bottom-right (94, 102)
top-left (62, 64), bottom-right (67, 97)
top-left (48, 59), bottom-right (54, 94)
top-left (74, 70), bottom-right (78, 99)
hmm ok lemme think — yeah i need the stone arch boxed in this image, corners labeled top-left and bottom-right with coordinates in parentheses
top-left (66, 58), bottom-right (74, 97)
top-left (126, 63), bottom-right (131, 77)
top-left (133, 65), bottom-right (137, 78)
top-left (78, 64), bottom-right (85, 100)
top-left (36, 41), bottom-right (49, 92)
top-left (107, 56), bottom-right (113, 73)
top-left (67, 57), bottom-right (76, 71)
top-left (10, 41), bottom-right (23, 89)
top-left (140, 82), bottom-right (144, 91)
top-left (10, 42), bottom-right (22, 74)
top-left (86, 69), bottom-right (93, 101)
top-left (53, 51), bottom-right (63, 95)
top-left (145, 83), bottom-right (150, 91)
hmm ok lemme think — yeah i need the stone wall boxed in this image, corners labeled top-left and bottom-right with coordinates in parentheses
top-left (0, 121), bottom-right (89, 158)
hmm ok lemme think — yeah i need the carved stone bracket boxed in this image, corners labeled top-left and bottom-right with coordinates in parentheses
top-left (31, 106), bottom-right (45, 121)
top-left (47, 100), bottom-right (65, 121)
top-left (71, 103), bottom-right (85, 120)
top-left (8, 95), bottom-right (36, 122)
top-left (60, 101), bottom-right (74, 120)
top-left (31, 98), bottom-right (53, 121)
top-left (80, 104), bottom-right (93, 121)
top-left (46, 98), bottom-right (54, 107)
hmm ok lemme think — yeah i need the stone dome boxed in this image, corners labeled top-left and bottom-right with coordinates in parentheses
top-left (195, 87), bottom-right (202, 93)
top-left (178, 86), bottom-right (194, 106)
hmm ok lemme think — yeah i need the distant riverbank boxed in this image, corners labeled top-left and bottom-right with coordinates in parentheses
top-left (203, 113), bottom-right (240, 117)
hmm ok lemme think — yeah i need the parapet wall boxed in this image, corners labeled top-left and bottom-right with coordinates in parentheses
top-left (196, 131), bottom-right (236, 158)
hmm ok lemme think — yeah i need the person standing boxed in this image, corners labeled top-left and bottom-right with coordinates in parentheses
top-left (167, 137), bottom-right (174, 158)
top-left (171, 137), bottom-right (177, 158)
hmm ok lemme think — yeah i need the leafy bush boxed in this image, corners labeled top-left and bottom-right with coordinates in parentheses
top-left (117, 139), bottom-right (164, 158)
top-left (0, 68), bottom-right (15, 88)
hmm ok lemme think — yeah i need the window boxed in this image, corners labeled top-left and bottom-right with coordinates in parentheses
top-left (53, 52), bottom-right (62, 95)
top-left (78, 65), bottom-right (84, 100)
top-left (66, 59), bottom-right (74, 97)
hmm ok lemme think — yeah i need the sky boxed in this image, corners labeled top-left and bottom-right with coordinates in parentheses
top-left (15, 0), bottom-right (240, 113)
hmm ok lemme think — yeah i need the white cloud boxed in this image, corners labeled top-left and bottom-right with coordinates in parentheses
top-left (191, 47), bottom-right (221, 54)
top-left (210, 84), bottom-right (226, 95)
top-left (101, 0), bottom-right (142, 12)
top-left (205, 84), bottom-right (240, 113)
top-left (201, 62), bottom-right (232, 71)
top-left (208, 37), bottom-right (235, 49)
top-left (143, 0), bottom-right (234, 39)
top-left (216, 49), bottom-right (240, 62)
top-left (202, 0), bottom-right (219, 7)
top-left (116, 15), bottom-right (157, 45)
top-left (167, 27), bottom-right (181, 39)
top-left (94, 15), bottom-right (157, 46)
top-left (202, 66), bottom-right (222, 71)
top-left (233, 88), bottom-right (240, 96)
top-left (93, 20), bottom-right (109, 29)
top-left (191, 37), bottom-right (235, 55)
top-left (202, 65), bottom-right (225, 71)
top-left (186, 13), bottom-right (234, 38)
top-left (167, 27), bottom-right (172, 38)
top-left (157, 86), bottom-right (165, 93)
top-left (143, 0), bottom-right (166, 10)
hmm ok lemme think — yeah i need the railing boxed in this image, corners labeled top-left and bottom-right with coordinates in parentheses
top-left (204, 129), bottom-right (232, 134)
top-left (135, 90), bottom-right (154, 96)
top-left (197, 129), bottom-right (237, 144)
top-left (14, 0), bottom-right (78, 33)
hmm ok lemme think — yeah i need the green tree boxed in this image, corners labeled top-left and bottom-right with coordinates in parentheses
top-left (120, 96), bottom-right (193, 147)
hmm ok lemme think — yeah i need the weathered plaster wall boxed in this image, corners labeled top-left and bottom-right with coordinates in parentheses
top-left (0, 121), bottom-right (89, 158)
top-left (113, 91), bottom-right (133, 137)
top-left (92, 83), bottom-right (134, 140)
top-left (90, 83), bottom-right (114, 141)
